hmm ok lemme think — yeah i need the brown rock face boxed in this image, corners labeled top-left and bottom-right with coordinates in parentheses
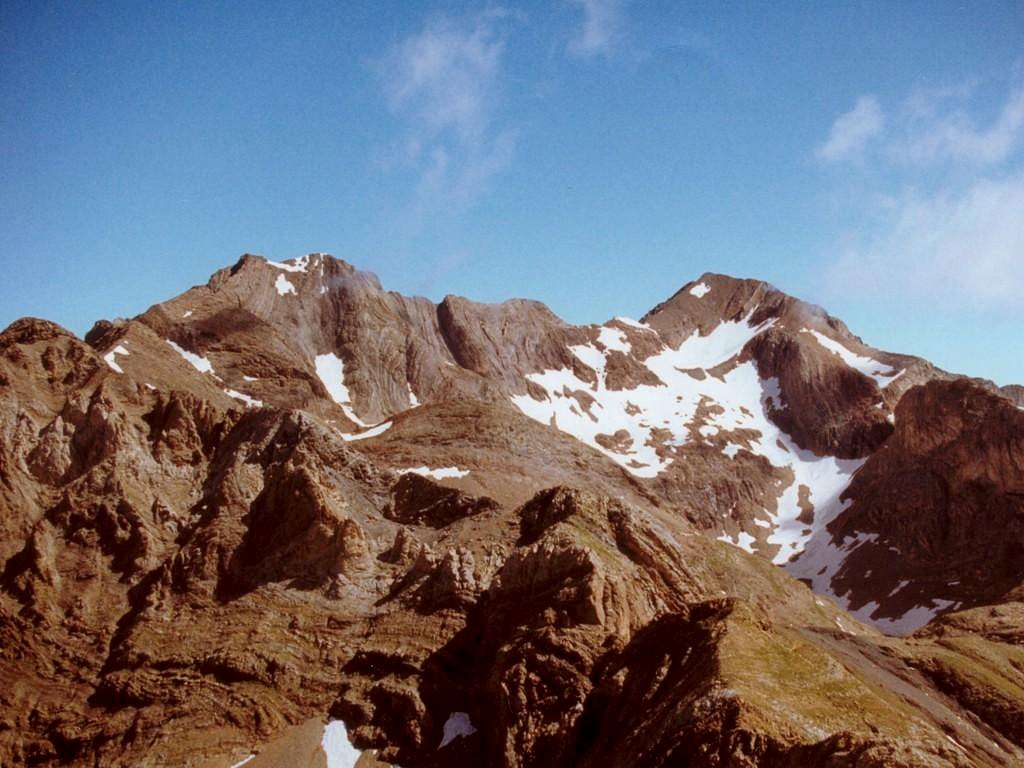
top-left (748, 327), bottom-right (894, 458)
top-left (387, 474), bottom-right (500, 528)
top-left (826, 379), bottom-right (1024, 626)
top-left (2, 254), bottom-right (1023, 767)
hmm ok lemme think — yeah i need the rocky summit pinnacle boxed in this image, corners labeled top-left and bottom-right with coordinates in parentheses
top-left (1, 252), bottom-right (1023, 767)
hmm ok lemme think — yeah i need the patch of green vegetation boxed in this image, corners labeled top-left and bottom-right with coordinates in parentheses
top-left (718, 613), bottom-right (917, 740)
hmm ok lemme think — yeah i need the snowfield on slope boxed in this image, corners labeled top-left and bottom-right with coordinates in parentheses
top-left (315, 352), bottom-right (368, 427)
top-left (801, 328), bottom-right (904, 388)
top-left (512, 309), bottom-right (777, 478)
top-left (512, 312), bottom-right (865, 580)
top-left (167, 340), bottom-right (214, 374)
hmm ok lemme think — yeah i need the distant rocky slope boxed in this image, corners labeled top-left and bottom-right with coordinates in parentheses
top-left (1, 253), bottom-right (1022, 767)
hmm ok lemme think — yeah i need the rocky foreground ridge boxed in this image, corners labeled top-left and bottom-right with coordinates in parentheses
top-left (1, 253), bottom-right (1022, 767)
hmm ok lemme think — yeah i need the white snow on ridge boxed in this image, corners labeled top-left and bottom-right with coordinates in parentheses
top-left (802, 329), bottom-right (903, 388)
top-left (321, 720), bottom-right (361, 768)
top-left (228, 755), bottom-right (254, 768)
top-left (275, 274), bottom-right (296, 296)
top-left (663, 310), bottom-right (775, 371)
top-left (613, 316), bottom-right (651, 330)
top-left (166, 340), bottom-right (214, 374)
top-left (439, 712), bottom-right (477, 748)
top-left (268, 254), bottom-right (311, 273)
top-left (398, 466), bottom-right (470, 480)
top-left (224, 389), bottom-right (263, 408)
top-left (315, 353), bottom-right (368, 427)
top-left (103, 344), bottom-right (130, 374)
top-left (689, 282), bottom-right (711, 298)
top-left (408, 383), bottom-right (421, 408)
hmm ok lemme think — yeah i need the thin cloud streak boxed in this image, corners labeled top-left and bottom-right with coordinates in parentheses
top-left (895, 85), bottom-right (1024, 166)
top-left (826, 170), bottom-right (1024, 310)
top-left (816, 95), bottom-right (884, 162)
top-left (817, 74), bottom-right (1024, 314)
top-left (817, 79), bottom-right (1024, 167)
top-left (567, 0), bottom-right (622, 58)
top-left (379, 9), bottom-right (517, 217)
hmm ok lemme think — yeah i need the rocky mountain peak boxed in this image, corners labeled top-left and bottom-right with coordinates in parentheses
top-left (3, 253), bottom-right (1023, 767)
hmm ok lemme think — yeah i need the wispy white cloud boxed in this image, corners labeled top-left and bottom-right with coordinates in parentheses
top-left (567, 0), bottom-right (622, 58)
top-left (379, 9), bottom-right (517, 214)
top-left (826, 170), bottom-right (1024, 309)
top-left (817, 80), bottom-right (1024, 166)
top-left (818, 74), bottom-right (1024, 314)
top-left (895, 85), bottom-right (1024, 165)
top-left (816, 95), bottom-right (885, 162)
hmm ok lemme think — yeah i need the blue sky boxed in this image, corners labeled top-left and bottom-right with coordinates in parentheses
top-left (2, 1), bottom-right (1022, 384)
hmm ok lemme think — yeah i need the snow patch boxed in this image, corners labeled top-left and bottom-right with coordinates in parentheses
top-left (802, 329), bottom-right (903, 388)
top-left (398, 466), bottom-right (470, 480)
top-left (613, 316), bottom-right (651, 330)
top-left (689, 282), bottom-right (711, 298)
top-left (229, 755), bottom-right (254, 768)
top-left (315, 353), bottom-right (367, 427)
top-left (275, 274), bottom-right (296, 296)
top-left (340, 421), bottom-right (392, 442)
top-left (663, 309), bottom-right (775, 370)
top-left (597, 325), bottom-right (631, 354)
top-left (787, 531), bottom-right (958, 634)
top-left (103, 344), bottom-right (130, 374)
top-left (788, 531), bottom-right (877, 609)
top-left (408, 383), bottom-right (421, 408)
top-left (268, 254), bottom-right (311, 273)
top-left (723, 443), bottom-right (742, 459)
top-left (717, 530), bottom-right (756, 554)
top-left (166, 340), bottom-right (214, 374)
top-left (224, 389), bottom-right (263, 408)
top-left (856, 598), bottom-right (958, 636)
top-left (242, 375), bottom-right (258, 382)
top-left (321, 720), bottom-right (361, 768)
top-left (439, 712), bottom-right (477, 748)
top-left (888, 579), bottom-right (910, 597)
top-left (182, 310), bottom-right (193, 318)
top-left (762, 377), bottom-right (786, 411)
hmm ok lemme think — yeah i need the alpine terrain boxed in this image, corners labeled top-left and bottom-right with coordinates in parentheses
top-left (2, 252), bottom-right (1023, 767)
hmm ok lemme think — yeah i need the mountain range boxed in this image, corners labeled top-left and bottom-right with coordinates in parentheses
top-left (2, 252), bottom-right (1023, 767)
